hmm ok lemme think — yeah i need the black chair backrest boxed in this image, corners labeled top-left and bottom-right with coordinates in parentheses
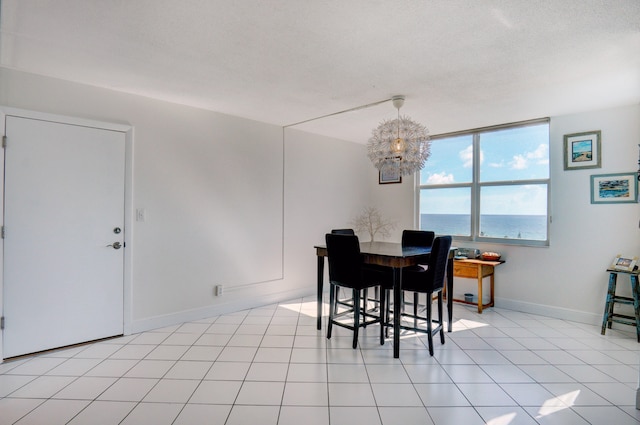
top-left (425, 236), bottom-right (452, 291)
top-left (331, 228), bottom-right (355, 235)
top-left (325, 233), bottom-right (362, 288)
top-left (402, 230), bottom-right (435, 248)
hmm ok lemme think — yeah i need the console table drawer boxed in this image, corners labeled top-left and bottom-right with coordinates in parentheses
top-left (453, 262), bottom-right (476, 278)
top-left (453, 261), bottom-right (494, 278)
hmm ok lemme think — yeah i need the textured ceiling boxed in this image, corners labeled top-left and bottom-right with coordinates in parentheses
top-left (1, 0), bottom-right (639, 143)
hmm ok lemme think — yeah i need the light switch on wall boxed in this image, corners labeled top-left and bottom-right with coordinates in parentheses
top-left (136, 208), bottom-right (146, 222)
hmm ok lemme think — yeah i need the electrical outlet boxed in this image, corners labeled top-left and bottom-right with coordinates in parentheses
top-left (215, 285), bottom-right (224, 296)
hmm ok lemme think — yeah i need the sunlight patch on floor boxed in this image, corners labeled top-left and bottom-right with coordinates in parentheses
top-left (450, 318), bottom-right (490, 331)
top-left (554, 390), bottom-right (580, 407)
top-left (294, 299), bottom-right (496, 334)
top-left (486, 412), bottom-right (517, 425)
top-left (280, 300), bottom-right (311, 314)
top-left (535, 391), bottom-right (577, 418)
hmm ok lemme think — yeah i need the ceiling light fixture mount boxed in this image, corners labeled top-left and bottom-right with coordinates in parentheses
top-left (367, 95), bottom-right (431, 177)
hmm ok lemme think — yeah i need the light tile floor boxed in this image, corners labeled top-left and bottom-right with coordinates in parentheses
top-left (1, 297), bottom-right (640, 424)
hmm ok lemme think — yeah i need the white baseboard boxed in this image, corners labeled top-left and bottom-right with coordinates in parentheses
top-left (495, 297), bottom-right (602, 326)
top-left (129, 293), bottom-right (605, 335)
top-left (129, 287), bottom-right (315, 334)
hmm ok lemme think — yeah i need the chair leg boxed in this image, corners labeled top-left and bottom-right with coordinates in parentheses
top-left (384, 288), bottom-right (391, 338)
top-left (414, 292), bottom-right (419, 329)
top-left (362, 289), bottom-right (368, 327)
top-left (353, 289), bottom-right (361, 349)
top-left (327, 284), bottom-right (336, 339)
top-left (380, 285), bottom-right (386, 345)
top-left (426, 291), bottom-right (434, 356)
top-left (438, 291), bottom-right (445, 344)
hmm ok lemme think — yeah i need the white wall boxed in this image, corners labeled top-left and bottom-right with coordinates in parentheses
top-left (500, 103), bottom-right (640, 323)
top-left (369, 174), bottom-right (417, 242)
top-left (0, 68), bottom-right (378, 340)
top-left (283, 128), bottom-right (374, 293)
top-left (369, 104), bottom-right (640, 324)
top-left (1, 66), bottom-right (638, 345)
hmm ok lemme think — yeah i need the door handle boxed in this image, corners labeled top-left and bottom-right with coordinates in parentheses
top-left (107, 242), bottom-right (122, 249)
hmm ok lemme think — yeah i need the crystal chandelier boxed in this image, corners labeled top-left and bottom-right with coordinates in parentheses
top-left (367, 96), bottom-right (431, 176)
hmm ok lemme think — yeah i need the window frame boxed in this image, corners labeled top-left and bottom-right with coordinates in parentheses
top-left (416, 118), bottom-right (550, 247)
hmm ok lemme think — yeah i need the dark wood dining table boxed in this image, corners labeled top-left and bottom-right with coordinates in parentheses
top-left (314, 241), bottom-right (455, 358)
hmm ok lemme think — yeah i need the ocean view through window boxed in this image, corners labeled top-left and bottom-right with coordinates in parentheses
top-left (420, 214), bottom-right (547, 240)
top-left (418, 119), bottom-right (550, 246)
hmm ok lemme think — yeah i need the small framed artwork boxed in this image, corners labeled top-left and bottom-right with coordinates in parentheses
top-left (379, 167), bottom-right (402, 184)
top-left (611, 254), bottom-right (638, 272)
top-left (563, 130), bottom-right (601, 170)
top-left (590, 172), bottom-right (638, 204)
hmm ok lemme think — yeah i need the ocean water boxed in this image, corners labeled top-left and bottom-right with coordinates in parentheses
top-left (598, 179), bottom-right (630, 198)
top-left (421, 214), bottom-right (547, 240)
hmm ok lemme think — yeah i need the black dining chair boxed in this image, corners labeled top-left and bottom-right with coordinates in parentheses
top-left (388, 235), bottom-right (452, 355)
top-left (331, 229), bottom-right (355, 235)
top-left (401, 230), bottom-right (435, 326)
top-left (330, 228), bottom-right (386, 317)
top-left (325, 233), bottom-right (385, 349)
top-left (402, 229), bottom-right (436, 248)
top-left (330, 229), bottom-right (356, 314)
top-left (381, 230), bottom-right (436, 332)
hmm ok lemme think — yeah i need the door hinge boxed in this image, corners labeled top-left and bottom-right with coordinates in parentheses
top-left (0, 316), bottom-right (4, 330)
top-left (2, 135), bottom-right (6, 148)
top-left (1, 226), bottom-right (4, 239)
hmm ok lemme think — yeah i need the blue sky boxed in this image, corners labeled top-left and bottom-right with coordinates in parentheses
top-left (419, 124), bottom-right (549, 215)
top-left (572, 140), bottom-right (593, 154)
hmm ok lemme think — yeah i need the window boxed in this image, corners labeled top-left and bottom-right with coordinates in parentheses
top-left (418, 119), bottom-right (550, 246)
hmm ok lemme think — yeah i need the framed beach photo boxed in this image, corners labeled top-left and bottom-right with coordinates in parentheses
top-left (611, 254), bottom-right (638, 272)
top-left (379, 167), bottom-right (402, 184)
top-left (590, 172), bottom-right (638, 204)
top-left (563, 130), bottom-right (601, 170)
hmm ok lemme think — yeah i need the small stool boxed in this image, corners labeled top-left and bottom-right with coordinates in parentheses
top-left (601, 268), bottom-right (640, 342)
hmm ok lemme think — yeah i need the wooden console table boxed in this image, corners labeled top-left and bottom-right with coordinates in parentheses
top-left (452, 258), bottom-right (504, 313)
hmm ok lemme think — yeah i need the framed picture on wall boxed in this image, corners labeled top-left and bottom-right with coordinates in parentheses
top-left (379, 167), bottom-right (402, 184)
top-left (590, 172), bottom-right (638, 204)
top-left (563, 130), bottom-right (601, 170)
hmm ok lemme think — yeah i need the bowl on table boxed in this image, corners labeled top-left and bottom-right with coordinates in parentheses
top-left (480, 252), bottom-right (501, 261)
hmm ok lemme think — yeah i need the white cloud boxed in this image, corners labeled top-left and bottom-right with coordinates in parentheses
top-left (511, 155), bottom-right (528, 169)
top-left (460, 145), bottom-right (482, 168)
top-left (509, 144), bottom-right (548, 169)
top-left (426, 172), bottom-right (455, 184)
top-left (527, 144), bottom-right (548, 160)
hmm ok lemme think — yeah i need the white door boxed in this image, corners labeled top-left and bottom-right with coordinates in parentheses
top-left (3, 115), bottom-right (125, 358)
